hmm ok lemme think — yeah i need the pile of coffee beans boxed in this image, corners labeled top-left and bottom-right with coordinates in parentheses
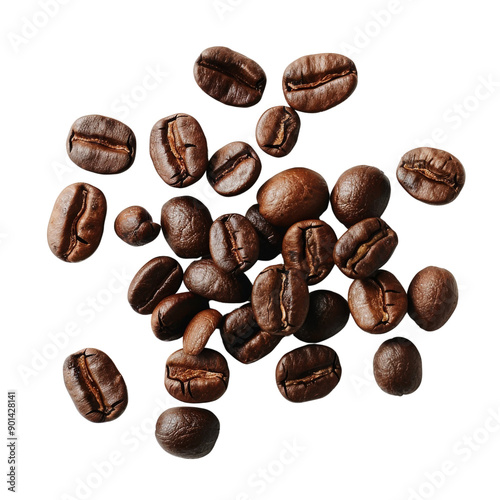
top-left (50, 46), bottom-right (465, 459)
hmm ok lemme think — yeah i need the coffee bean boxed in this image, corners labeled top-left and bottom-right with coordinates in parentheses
top-left (257, 168), bottom-right (329, 227)
top-left (155, 407), bottom-right (220, 459)
top-left (165, 348), bottom-right (229, 403)
top-left (333, 218), bottom-right (398, 279)
top-left (256, 106), bottom-right (300, 157)
top-left (276, 345), bottom-right (341, 402)
top-left (373, 337), bottom-right (422, 396)
top-left (183, 309), bottom-right (222, 356)
top-left (66, 115), bottom-right (136, 174)
top-left (209, 214), bottom-right (259, 274)
top-left (251, 265), bottom-right (309, 336)
top-left (207, 142), bottom-right (261, 196)
top-left (63, 348), bottom-right (128, 422)
top-left (161, 196), bottom-right (213, 258)
top-left (114, 206), bottom-right (160, 246)
top-left (408, 266), bottom-right (458, 331)
top-left (397, 147), bottom-right (466, 205)
top-left (331, 166), bottom-right (391, 227)
top-left (151, 292), bottom-right (209, 341)
top-left (348, 270), bottom-right (407, 334)
top-left (150, 114), bottom-right (208, 188)
top-left (294, 290), bottom-right (350, 343)
top-left (282, 219), bottom-right (337, 285)
top-left (47, 182), bottom-right (107, 263)
top-left (194, 46), bottom-right (266, 107)
top-left (282, 53), bottom-right (358, 113)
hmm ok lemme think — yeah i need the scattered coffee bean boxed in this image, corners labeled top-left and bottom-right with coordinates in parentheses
top-left (114, 206), bottom-right (160, 246)
top-left (255, 106), bottom-right (300, 157)
top-left (183, 309), bottom-right (222, 356)
top-left (245, 204), bottom-right (285, 261)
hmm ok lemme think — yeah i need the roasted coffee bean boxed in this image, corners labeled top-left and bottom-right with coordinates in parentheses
top-left (408, 266), bottom-right (458, 331)
top-left (183, 309), bottom-right (222, 356)
top-left (331, 166), bottom-right (391, 227)
top-left (255, 106), bottom-right (300, 157)
top-left (209, 214), bottom-right (259, 274)
top-left (128, 257), bottom-right (183, 315)
top-left (251, 265), bottom-right (309, 336)
top-left (47, 182), bottom-right (107, 263)
top-left (373, 337), bottom-right (422, 396)
top-left (151, 292), bottom-right (209, 341)
top-left (63, 348), bottom-right (128, 423)
top-left (397, 147), bottom-right (465, 205)
top-left (66, 115), bottom-right (136, 174)
top-left (257, 168), bottom-right (329, 227)
top-left (165, 348), bottom-right (229, 403)
top-left (333, 218), bottom-right (398, 279)
top-left (155, 407), bottom-right (220, 459)
top-left (194, 46), bottom-right (266, 107)
top-left (282, 53), bottom-right (358, 113)
top-left (161, 196), bottom-right (213, 258)
top-left (221, 303), bottom-right (282, 364)
top-left (114, 206), bottom-right (160, 246)
top-left (184, 259), bottom-right (252, 303)
top-left (294, 290), bottom-right (350, 343)
top-left (282, 219), bottom-right (337, 285)
top-left (150, 114), bottom-right (208, 188)
top-left (276, 345), bottom-right (341, 403)
top-left (348, 270), bottom-right (407, 334)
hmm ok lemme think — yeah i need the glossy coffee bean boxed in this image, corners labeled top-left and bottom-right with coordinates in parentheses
top-left (276, 345), bottom-right (341, 402)
top-left (348, 270), bottom-right (407, 334)
top-left (333, 218), bottom-right (398, 279)
top-left (331, 166), bottom-right (391, 227)
top-left (282, 219), bottom-right (337, 285)
top-left (257, 168), bottom-right (329, 227)
top-left (47, 182), bottom-right (107, 263)
top-left (165, 348), bottom-right (229, 403)
top-left (66, 115), bottom-right (136, 174)
top-left (373, 337), bottom-right (422, 396)
top-left (282, 53), bottom-right (358, 113)
top-left (251, 265), bottom-right (309, 336)
top-left (245, 204), bottom-right (285, 261)
top-left (63, 348), bottom-right (128, 422)
top-left (114, 206), bottom-right (160, 246)
top-left (194, 46), bottom-right (266, 107)
top-left (397, 147), bottom-right (466, 205)
top-left (255, 106), bottom-right (300, 157)
top-left (183, 309), bottom-right (222, 356)
top-left (150, 114), bottom-right (208, 188)
top-left (408, 266), bottom-right (458, 331)
top-left (155, 407), bottom-right (220, 459)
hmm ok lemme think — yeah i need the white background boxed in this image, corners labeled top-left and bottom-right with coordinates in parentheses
top-left (2, 1), bottom-right (499, 499)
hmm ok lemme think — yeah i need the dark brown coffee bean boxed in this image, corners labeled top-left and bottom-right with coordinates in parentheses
top-left (207, 142), bottom-right (261, 196)
top-left (161, 196), bottom-right (213, 258)
top-left (209, 214), bottom-right (259, 274)
top-left (256, 106), bottom-right (300, 157)
top-left (331, 166), bottom-right (391, 227)
top-left (114, 206), bottom-right (160, 246)
top-left (183, 309), bottom-right (222, 356)
top-left (251, 265), bottom-right (309, 336)
top-left (155, 407), bottom-right (220, 459)
top-left (348, 270), bottom-right (407, 334)
top-left (66, 115), bottom-right (136, 174)
top-left (373, 337), bottom-right (422, 396)
top-left (282, 219), bottom-right (337, 285)
top-left (408, 266), bottom-right (458, 331)
top-left (257, 168), bottom-right (329, 227)
top-left (128, 257), bottom-right (183, 315)
top-left (150, 114), bottom-right (208, 188)
top-left (184, 259), bottom-right (252, 303)
top-left (276, 345), bottom-right (341, 402)
top-left (294, 290), bottom-right (350, 343)
top-left (47, 182), bottom-right (107, 263)
top-left (221, 303), bottom-right (282, 364)
top-left (151, 292), bottom-right (209, 341)
top-left (194, 46), bottom-right (266, 107)
top-left (63, 348), bottom-right (128, 422)
top-left (282, 53), bottom-right (358, 113)
top-left (397, 148), bottom-right (465, 205)
top-left (333, 218), bottom-right (398, 279)
top-left (165, 348), bottom-right (229, 403)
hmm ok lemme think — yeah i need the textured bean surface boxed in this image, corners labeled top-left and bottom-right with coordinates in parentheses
top-left (183, 309), bottom-right (222, 356)
top-left (114, 206), bottom-right (160, 246)
top-left (256, 106), bottom-right (300, 157)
